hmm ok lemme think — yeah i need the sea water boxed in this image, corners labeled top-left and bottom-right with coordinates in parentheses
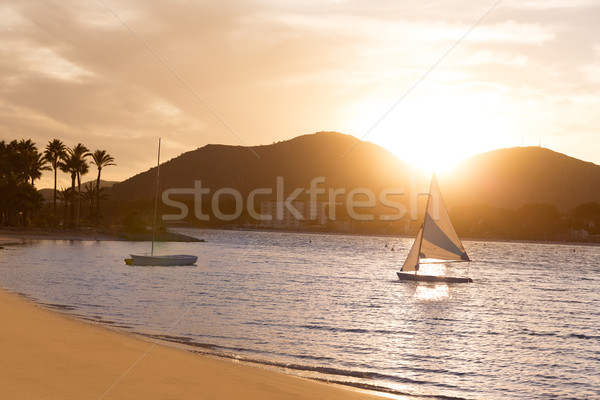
top-left (0, 229), bottom-right (598, 399)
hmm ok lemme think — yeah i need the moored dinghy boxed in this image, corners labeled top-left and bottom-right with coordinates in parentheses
top-left (127, 138), bottom-right (197, 267)
top-left (397, 174), bottom-right (472, 283)
top-left (130, 254), bottom-right (197, 266)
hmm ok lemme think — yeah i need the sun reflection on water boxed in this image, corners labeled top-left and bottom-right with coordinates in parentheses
top-left (414, 284), bottom-right (450, 301)
top-left (418, 262), bottom-right (447, 276)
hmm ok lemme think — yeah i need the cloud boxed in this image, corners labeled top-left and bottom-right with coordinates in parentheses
top-left (464, 49), bottom-right (529, 66)
top-left (503, 0), bottom-right (599, 9)
top-left (0, 0), bottom-right (599, 189)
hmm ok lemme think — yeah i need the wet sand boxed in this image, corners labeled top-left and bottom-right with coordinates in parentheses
top-left (0, 289), bottom-right (386, 400)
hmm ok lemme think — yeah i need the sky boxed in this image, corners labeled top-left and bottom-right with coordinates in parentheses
top-left (1, 0), bottom-right (599, 189)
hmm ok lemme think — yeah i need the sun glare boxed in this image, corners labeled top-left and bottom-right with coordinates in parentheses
top-left (414, 284), bottom-right (450, 301)
top-left (401, 147), bottom-right (462, 174)
top-left (348, 86), bottom-right (518, 172)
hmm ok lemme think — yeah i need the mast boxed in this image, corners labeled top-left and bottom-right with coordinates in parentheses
top-left (414, 223), bottom-right (424, 274)
top-left (415, 174), bottom-right (434, 274)
top-left (151, 138), bottom-right (161, 257)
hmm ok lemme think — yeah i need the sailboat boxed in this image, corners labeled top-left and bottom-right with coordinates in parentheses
top-left (125, 138), bottom-right (198, 267)
top-left (397, 174), bottom-right (472, 283)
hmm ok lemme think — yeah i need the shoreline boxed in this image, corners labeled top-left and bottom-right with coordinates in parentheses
top-left (178, 226), bottom-right (600, 247)
top-left (0, 288), bottom-right (394, 400)
top-left (1, 226), bottom-right (597, 247)
top-left (0, 227), bottom-right (203, 245)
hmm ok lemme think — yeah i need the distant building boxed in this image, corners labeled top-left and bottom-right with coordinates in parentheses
top-left (259, 201), bottom-right (329, 229)
top-left (260, 201), bottom-right (304, 229)
top-left (306, 201), bottom-right (328, 226)
top-left (568, 228), bottom-right (589, 241)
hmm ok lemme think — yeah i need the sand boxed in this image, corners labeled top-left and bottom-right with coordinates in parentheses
top-left (0, 289), bottom-right (386, 400)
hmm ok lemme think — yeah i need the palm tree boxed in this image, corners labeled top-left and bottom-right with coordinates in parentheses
top-left (13, 139), bottom-right (49, 186)
top-left (57, 187), bottom-right (71, 227)
top-left (73, 144), bottom-right (91, 228)
top-left (59, 153), bottom-right (77, 227)
top-left (16, 140), bottom-right (49, 224)
top-left (82, 183), bottom-right (96, 222)
top-left (91, 150), bottom-right (115, 226)
top-left (44, 139), bottom-right (67, 226)
top-left (28, 152), bottom-right (50, 186)
top-left (60, 144), bottom-right (90, 228)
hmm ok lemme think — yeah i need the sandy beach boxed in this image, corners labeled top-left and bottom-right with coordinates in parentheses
top-left (0, 288), bottom-right (387, 400)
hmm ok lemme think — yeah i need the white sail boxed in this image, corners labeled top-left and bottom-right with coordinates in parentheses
top-left (401, 226), bottom-right (423, 272)
top-left (420, 174), bottom-right (469, 262)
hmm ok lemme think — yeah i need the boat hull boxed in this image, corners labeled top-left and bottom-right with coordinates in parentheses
top-left (129, 254), bottom-right (198, 266)
top-left (397, 272), bottom-right (472, 283)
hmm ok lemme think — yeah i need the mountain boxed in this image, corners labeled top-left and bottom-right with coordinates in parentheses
top-left (109, 132), bottom-right (419, 203)
top-left (443, 147), bottom-right (600, 212)
top-left (108, 132), bottom-right (600, 219)
top-left (39, 180), bottom-right (118, 202)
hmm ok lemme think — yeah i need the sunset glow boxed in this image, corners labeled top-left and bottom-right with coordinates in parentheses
top-left (1, 3), bottom-right (599, 398)
top-left (0, 0), bottom-right (598, 187)
top-left (349, 89), bottom-right (519, 172)
top-left (413, 284), bottom-right (450, 301)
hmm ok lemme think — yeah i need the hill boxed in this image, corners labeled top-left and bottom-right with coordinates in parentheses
top-left (39, 180), bottom-right (118, 202)
top-left (107, 133), bottom-right (600, 233)
top-left (444, 147), bottom-right (600, 212)
top-left (109, 132), bottom-right (419, 203)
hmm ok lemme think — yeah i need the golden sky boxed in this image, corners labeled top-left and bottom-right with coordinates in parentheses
top-left (1, 0), bottom-right (599, 188)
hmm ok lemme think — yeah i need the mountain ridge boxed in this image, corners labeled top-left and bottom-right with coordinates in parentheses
top-left (444, 146), bottom-right (600, 211)
top-left (108, 132), bottom-right (600, 213)
top-left (109, 131), bottom-right (417, 203)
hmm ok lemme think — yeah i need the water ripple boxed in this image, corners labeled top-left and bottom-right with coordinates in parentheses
top-left (0, 230), bottom-right (598, 400)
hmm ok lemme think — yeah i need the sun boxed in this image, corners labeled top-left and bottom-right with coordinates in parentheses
top-left (402, 148), bottom-right (462, 174)
top-left (380, 123), bottom-right (504, 174)
top-left (346, 89), bottom-right (518, 173)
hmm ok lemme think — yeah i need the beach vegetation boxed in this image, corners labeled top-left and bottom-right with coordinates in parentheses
top-left (59, 144), bottom-right (91, 228)
top-left (44, 139), bottom-right (68, 227)
top-left (1, 138), bottom-right (117, 229)
top-left (0, 140), bottom-right (46, 226)
top-left (90, 150), bottom-right (116, 226)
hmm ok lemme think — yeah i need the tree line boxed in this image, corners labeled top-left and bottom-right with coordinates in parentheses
top-left (2, 138), bottom-right (598, 243)
top-left (450, 202), bottom-right (600, 241)
top-left (0, 138), bottom-right (115, 227)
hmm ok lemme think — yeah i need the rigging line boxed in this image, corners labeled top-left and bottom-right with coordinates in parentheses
top-left (340, 0), bottom-right (503, 160)
top-left (98, 0), bottom-right (260, 159)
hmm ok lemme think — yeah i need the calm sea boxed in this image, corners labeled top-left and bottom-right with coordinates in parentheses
top-left (0, 229), bottom-right (598, 399)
